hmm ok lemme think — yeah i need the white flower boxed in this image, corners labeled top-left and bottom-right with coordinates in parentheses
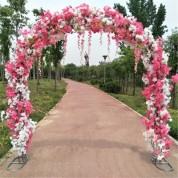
top-left (87, 18), bottom-right (92, 23)
top-left (160, 109), bottom-right (168, 118)
top-left (129, 25), bottom-right (136, 33)
top-left (136, 35), bottom-right (144, 41)
top-left (102, 18), bottom-right (107, 23)
top-left (162, 52), bottom-right (169, 64)
top-left (143, 128), bottom-right (155, 141)
top-left (27, 49), bottom-right (32, 55)
top-left (157, 154), bottom-right (164, 161)
top-left (106, 20), bottom-right (113, 25)
top-left (1, 111), bottom-right (6, 121)
top-left (142, 76), bottom-right (149, 84)
top-left (16, 67), bottom-right (24, 75)
top-left (61, 21), bottom-right (66, 26)
top-left (169, 117), bottom-right (172, 122)
top-left (152, 78), bottom-right (157, 82)
top-left (32, 49), bottom-right (36, 56)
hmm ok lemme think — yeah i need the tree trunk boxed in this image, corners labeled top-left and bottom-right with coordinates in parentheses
top-left (118, 76), bottom-right (121, 88)
top-left (2, 54), bottom-right (7, 83)
top-left (33, 64), bottom-right (36, 82)
top-left (41, 57), bottom-right (44, 79)
top-left (36, 61), bottom-right (40, 92)
top-left (48, 64), bottom-right (51, 80)
top-left (132, 73), bottom-right (136, 96)
top-left (172, 83), bottom-right (176, 109)
top-left (54, 68), bottom-right (57, 92)
top-left (59, 65), bottom-right (62, 80)
top-left (122, 75), bottom-right (125, 93)
top-left (1, 65), bottom-right (5, 83)
top-left (15, 24), bottom-right (18, 41)
top-left (126, 74), bottom-right (129, 93)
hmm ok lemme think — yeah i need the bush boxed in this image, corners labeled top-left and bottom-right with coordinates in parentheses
top-left (90, 79), bottom-right (99, 85)
top-left (168, 109), bottom-right (178, 140)
top-left (100, 80), bottom-right (121, 93)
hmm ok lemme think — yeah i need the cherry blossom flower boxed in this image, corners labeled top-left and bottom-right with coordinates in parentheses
top-left (2, 4), bottom-right (173, 161)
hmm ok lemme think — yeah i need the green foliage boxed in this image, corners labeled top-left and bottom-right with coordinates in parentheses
top-left (127, 0), bottom-right (149, 27)
top-left (113, 3), bottom-right (127, 16)
top-left (168, 109), bottom-right (178, 140)
top-left (164, 28), bottom-right (178, 109)
top-left (115, 0), bottom-right (167, 38)
top-left (164, 28), bottom-right (178, 74)
top-left (152, 4), bottom-right (167, 38)
top-left (7, 0), bottom-right (29, 38)
top-left (0, 123), bottom-right (11, 159)
top-left (50, 41), bottom-right (64, 68)
top-left (29, 79), bottom-right (66, 122)
top-left (0, 5), bottom-right (14, 61)
top-left (111, 88), bottom-right (147, 116)
top-left (32, 8), bottom-right (45, 18)
top-left (0, 79), bottom-right (67, 159)
top-left (63, 63), bottom-right (77, 79)
top-left (100, 81), bottom-right (122, 93)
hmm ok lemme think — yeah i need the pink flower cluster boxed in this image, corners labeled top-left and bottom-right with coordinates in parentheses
top-left (172, 74), bottom-right (178, 83)
top-left (3, 4), bottom-right (173, 160)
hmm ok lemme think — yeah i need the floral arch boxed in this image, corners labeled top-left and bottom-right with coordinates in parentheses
top-left (3, 4), bottom-right (174, 162)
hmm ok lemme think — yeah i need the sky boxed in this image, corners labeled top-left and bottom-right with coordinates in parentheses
top-left (0, 0), bottom-right (178, 66)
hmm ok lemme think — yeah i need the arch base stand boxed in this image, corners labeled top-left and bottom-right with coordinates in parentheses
top-left (151, 154), bottom-right (174, 172)
top-left (6, 154), bottom-right (28, 171)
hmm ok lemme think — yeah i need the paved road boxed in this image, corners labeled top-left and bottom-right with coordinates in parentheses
top-left (0, 79), bottom-right (178, 178)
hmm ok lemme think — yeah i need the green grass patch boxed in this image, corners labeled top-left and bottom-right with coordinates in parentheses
top-left (0, 79), bottom-right (67, 159)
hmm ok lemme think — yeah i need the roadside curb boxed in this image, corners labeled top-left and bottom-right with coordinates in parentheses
top-left (87, 82), bottom-right (178, 146)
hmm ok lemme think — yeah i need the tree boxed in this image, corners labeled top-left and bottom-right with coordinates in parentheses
top-left (113, 3), bottom-right (127, 17)
top-left (50, 41), bottom-right (64, 91)
top-left (7, 0), bottom-right (29, 39)
top-left (114, 0), bottom-right (167, 38)
top-left (164, 28), bottom-right (178, 108)
top-left (152, 4), bottom-right (167, 38)
top-left (63, 63), bottom-right (77, 79)
top-left (0, 5), bottom-right (14, 81)
top-left (113, 0), bottom-right (167, 96)
top-left (32, 8), bottom-right (45, 18)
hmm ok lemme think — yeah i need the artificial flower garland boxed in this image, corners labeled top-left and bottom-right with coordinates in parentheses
top-left (1, 4), bottom-right (177, 160)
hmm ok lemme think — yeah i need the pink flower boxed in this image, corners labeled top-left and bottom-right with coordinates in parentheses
top-left (6, 88), bottom-right (16, 99)
top-left (172, 74), bottom-right (178, 83)
top-left (142, 87), bottom-right (152, 99)
top-left (63, 25), bottom-right (72, 33)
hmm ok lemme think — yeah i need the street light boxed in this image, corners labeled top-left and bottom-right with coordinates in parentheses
top-left (84, 52), bottom-right (89, 66)
top-left (103, 55), bottom-right (107, 85)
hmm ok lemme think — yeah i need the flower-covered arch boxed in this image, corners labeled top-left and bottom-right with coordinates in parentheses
top-left (3, 4), bottom-right (174, 162)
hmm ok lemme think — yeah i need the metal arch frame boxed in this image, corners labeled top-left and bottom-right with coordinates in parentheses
top-left (150, 140), bottom-right (174, 172)
top-left (6, 154), bottom-right (28, 171)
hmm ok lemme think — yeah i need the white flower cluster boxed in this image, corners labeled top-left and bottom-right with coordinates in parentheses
top-left (11, 118), bottom-right (36, 155)
top-left (4, 54), bottom-right (36, 155)
top-left (0, 111), bottom-right (8, 121)
top-left (143, 128), bottom-right (156, 141)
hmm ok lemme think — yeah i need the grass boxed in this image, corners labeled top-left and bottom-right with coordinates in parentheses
top-left (0, 79), bottom-right (67, 159)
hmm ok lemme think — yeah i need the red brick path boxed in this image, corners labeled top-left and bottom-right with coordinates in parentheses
top-left (0, 79), bottom-right (178, 177)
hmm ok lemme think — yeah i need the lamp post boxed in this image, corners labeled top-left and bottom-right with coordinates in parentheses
top-left (84, 52), bottom-right (89, 66)
top-left (103, 55), bottom-right (107, 85)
